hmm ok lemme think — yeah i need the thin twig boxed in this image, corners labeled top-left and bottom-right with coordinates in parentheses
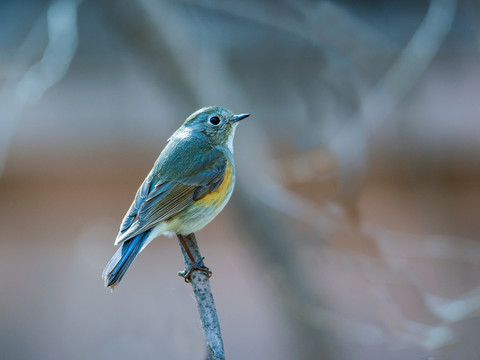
top-left (176, 233), bottom-right (225, 360)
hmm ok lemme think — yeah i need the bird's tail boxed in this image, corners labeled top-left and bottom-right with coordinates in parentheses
top-left (102, 231), bottom-right (149, 289)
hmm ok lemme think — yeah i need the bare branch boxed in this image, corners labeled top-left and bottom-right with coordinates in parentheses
top-left (328, 0), bottom-right (458, 190)
top-left (179, 0), bottom-right (398, 72)
top-left (176, 233), bottom-right (225, 360)
top-left (101, 0), bottom-right (200, 109)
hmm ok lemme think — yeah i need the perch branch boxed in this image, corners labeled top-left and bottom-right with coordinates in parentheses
top-left (177, 233), bottom-right (225, 360)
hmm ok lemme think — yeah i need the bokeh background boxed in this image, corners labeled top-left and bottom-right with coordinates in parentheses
top-left (1, 0), bottom-right (480, 359)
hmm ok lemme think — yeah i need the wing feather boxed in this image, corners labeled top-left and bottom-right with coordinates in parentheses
top-left (118, 169), bottom-right (155, 234)
top-left (115, 149), bottom-right (227, 245)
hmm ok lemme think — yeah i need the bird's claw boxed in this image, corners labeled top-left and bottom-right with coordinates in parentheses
top-left (178, 257), bottom-right (212, 283)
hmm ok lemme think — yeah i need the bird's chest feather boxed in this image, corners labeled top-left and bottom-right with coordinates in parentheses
top-left (173, 162), bottom-right (235, 234)
top-left (197, 161), bottom-right (234, 208)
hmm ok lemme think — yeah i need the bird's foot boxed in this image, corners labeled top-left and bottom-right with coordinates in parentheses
top-left (178, 257), bottom-right (212, 283)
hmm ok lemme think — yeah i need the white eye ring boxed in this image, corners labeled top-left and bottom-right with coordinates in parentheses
top-left (209, 116), bottom-right (220, 125)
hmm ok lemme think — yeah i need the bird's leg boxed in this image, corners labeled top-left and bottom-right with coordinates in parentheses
top-left (177, 233), bottom-right (196, 263)
top-left (177, 233), bottom-right (212, 283)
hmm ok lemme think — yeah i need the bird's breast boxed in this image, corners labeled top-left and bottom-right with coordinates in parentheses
top-left (168, 161), bottom-right (235, 235)
top-left (196, 161), bottom-right (233, 208)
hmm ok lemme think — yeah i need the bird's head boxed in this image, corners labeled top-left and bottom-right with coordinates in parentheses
top-left (181, 106), bottom-right (250, 151)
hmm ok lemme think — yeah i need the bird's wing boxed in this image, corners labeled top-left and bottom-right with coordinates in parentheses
top-left (115, 149), bottom-right (227, 245)
top-left (117, 169), bottom-right (155, 236)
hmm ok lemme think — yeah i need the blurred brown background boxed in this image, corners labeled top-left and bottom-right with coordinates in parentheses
top-left (1, 0), bottom-right (480, 359)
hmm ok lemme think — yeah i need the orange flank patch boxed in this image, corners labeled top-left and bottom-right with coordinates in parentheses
top-left (196, 161), bottom-right (233, 207)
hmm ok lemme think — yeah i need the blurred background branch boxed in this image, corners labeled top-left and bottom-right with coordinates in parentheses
top-left (1, 0), bottom-right (479, 359)
top-left (0, 0), bottom-right (82, 176)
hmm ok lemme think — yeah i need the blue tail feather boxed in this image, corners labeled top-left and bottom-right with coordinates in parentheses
top-left (102, 231), bottom-right (149, 289)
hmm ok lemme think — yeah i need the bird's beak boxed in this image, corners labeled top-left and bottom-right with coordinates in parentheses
top-left (231, 113), bottom-right (250, 123)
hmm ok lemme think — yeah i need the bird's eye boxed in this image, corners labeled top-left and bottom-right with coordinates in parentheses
top-left (209, 116), bottom-right (220, 125)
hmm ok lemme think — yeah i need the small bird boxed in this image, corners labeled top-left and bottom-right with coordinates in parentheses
top-left (102, 106), bottom-right (250, 289)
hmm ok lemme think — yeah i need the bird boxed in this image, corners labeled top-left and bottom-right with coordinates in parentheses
top-left (102, 106), bottom-right (250, 289)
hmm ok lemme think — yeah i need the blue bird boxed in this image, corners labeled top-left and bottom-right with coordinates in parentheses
top-left (103, 107), bottom-right (249, 289)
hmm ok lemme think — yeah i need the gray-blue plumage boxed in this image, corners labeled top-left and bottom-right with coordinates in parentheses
top-left (103, 106), bottom-right (248, 289)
